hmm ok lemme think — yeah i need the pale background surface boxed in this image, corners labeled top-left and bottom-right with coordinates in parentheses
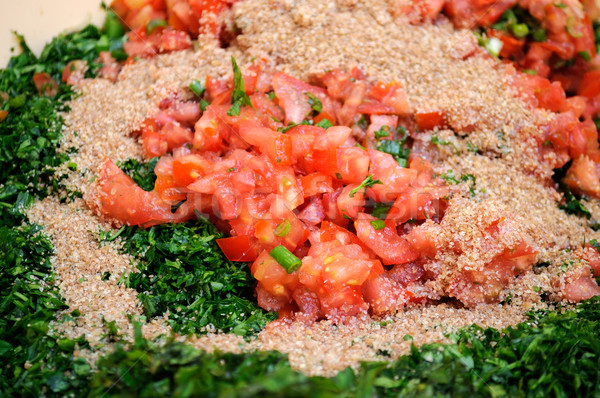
top-left (0, 0), bottom-right (105, 67)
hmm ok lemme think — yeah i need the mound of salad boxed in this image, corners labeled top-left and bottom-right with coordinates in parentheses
top-left (2, 0), bottom-right (600, 396)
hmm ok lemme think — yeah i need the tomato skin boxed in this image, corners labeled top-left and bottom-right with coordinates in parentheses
top-left (217, 235), bottom-right (259, 261)
top-left (367, 82), bottom-right (410, 115)
top-left (355, 214), bottom-right (419, 265)
top-left (93, 157), bottom-right (174, 227)
top-left (142, 129), bottom-right (168, 158)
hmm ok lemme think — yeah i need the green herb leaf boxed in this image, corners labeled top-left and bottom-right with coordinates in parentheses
top-left (305, 92), bottom-right (322, 113)
top-left (349, 174), bottom-right (382, 198)
top-left (228, 57), bottom-right (253, 117)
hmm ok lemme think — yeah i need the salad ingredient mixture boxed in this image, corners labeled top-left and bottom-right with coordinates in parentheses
top-left (2, 0), bottom-right (600, 396)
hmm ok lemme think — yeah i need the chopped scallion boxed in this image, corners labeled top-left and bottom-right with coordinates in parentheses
top-left (269, 245), bottom-right (302, 273)
top-left (189, 79), bottom-right (205, 98)
top-left (370, 220), bottom-right (385, 230)
top-left (511, 23), bottom-right (529, 38)
top-left (274, 220), bottom-right (292, 237)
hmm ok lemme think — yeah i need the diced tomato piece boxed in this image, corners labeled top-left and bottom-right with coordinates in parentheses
top-left (355, 214), bottom-right (419, 265)
top-left (161, 120), bottom-right (194, 150)
top-left (367, 149), bottom-right (417, 202)
top-left (563, 155), bottom-right (600, 198)
top-left (487, 29), bottom-right (525, 59)
top-left (298, 198), bottom-right (326, 225)
top-left (264, 134), bottom-right (294, 166)
top-left (154, 174), bottom-right (186, 202)
top-left (92, 157), bottom-right (173, 227)
top-left (160, 28), bottom-right (192, 52)
top-left (62, 60), bottom-right (88, 86)
top-left (362, 274), bottom-right (408, 315)
top-left (292, 287), bottom-right (321, 323)
top-left (368, 82), bottom-right (410, 115)
top-left (415, 110), bottom-right (447, 131)
top-left (172, 154), bottom-right (212, 187)
top-left (444, 0), bottom-right (516, 28)
top-left (33, 73), bottom-right (58, 97)
top-left (313, 126), bottom-right (352, 150)
top-left (367, 115), bottom-right (398, 140)
top-left (562, 273), bottom-right (600, 302)
top-left (300, 172), bottom-right (333, 197)
top-left (319, 285), bottom-right (368, 321)
top-left (578, 70), bottom-right (600, 99)
top-left (272, 72), bottom-right (333, 124)
top-left (336, 184), bottom-right (365, 219)
top-left (217, 235), bottom-right (259, 262)
top-left (252, 250), bottom-right (299, 298)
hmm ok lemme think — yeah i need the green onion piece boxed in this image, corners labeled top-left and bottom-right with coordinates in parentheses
top-left (200, 99), bottom-right (210, 112)
top-left (270, 245), bottom-right (302, 274)
top-left (374, 126), bottom-right (390, 139)
top-left (147, 18), bottom-right (167, 35)
top-left (485, 37), bottom-right (503, 57)
top-left (110, 49), bottom-right (128, 62)
top-left (370, 220), bottom-right (386, 230)
top-left (189, 79), bottom-right (205, 98)
top-left (522, 69), bottom-right (538, 75)
top-left (565, 17), bottom-right (583, 38)
top-left (274, 220), bottom-right (292, 237)
top-left (511, 23), bottom-right (529, 38)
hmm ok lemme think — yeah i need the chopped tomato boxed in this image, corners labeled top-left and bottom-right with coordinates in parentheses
top-left (444, 0), bottom-right (517, 28)
top-left (33, 73), bottom-right (58, 97)
top-left (217, 235), bottom-right (260, 262)
top-left (415, 110), bottom-right (447, 131)
top-left (355, 214), bottom-right (419, 265)
top-left (92, 157), bottom-right (174, 227)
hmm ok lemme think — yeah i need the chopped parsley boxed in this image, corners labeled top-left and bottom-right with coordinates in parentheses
top-left (349, 174), bottom-right (382, 198)
top-left (558, 186), bottom-right (591, 219)
top-left (305, 92), bottom-right (322, 113)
